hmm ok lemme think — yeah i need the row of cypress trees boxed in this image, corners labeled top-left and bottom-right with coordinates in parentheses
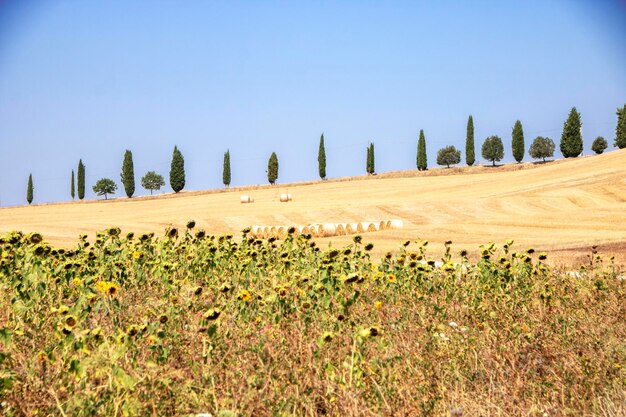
top-left (22, 105), bottom-right (626, 204)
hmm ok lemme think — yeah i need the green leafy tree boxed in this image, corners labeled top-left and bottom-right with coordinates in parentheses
top-left (560, 107), bottom-right (583, 157)
top-left (318, 133), bottom-right (327, 180)
top-left (141, 171), bottom-right (165, 195)
top-left (529, 136), bottom-right (555, 162)
top-left (268, 152), bottom-right (279, 184)
top-left (417, 129), bottom-right (427, 171)
top-left (92, 178), bottom-right (117, 200)
top-left (615, 104), bottom-right (626, 149)
top-left (120, 150), bottom-right (135, 198)
top-left (482, 135), bottom-right (505, 166)
top-left (366, 143), bottom-right (375, 174)
top-left (70, 170), bottom-right (75, 200)
top-left (27, 174), bottom-right (33, 205)
top-left (223, 150), bottom-right (231, 187)
top-left (169, 146), bottom-right (185, 193)
top-left (436, 146), bottom-right (461, 168)
top-left (591, 136), bottom-right (608, 154)
top-left (466, 115), bottom-right (475, 166)
top-left (512, 120), bottom-right (525, 163)
top-left (77, 159), bottom-right (85, 200)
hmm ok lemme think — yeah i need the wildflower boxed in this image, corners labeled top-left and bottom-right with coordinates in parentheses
top-left (170, 296), bottom-right (181, 305)
top-left (375, 301), bottom-right (383, 310)
top-left (364, 243), bottom-right (374, 251)
top-left (185, 254), bottom-right (193, 261)
top-left (343, 248), bottom-right (352, 256)
top-left (203, 308), bottom-right (221, 321)
top-left (237, 290), bottom-right (252, 302)
top-left (194, 286), bottom-right (203, 295)
top-left (526, 248), bottom-right (535, 254)
top-left (158, 314), bottom-right (168, 324)
top-left (219, 283), bottom-right (232, 293)
top-left (62, 326), bottom-right (72, 335)
top-left (403, 240), bottom-right (410, 247)
top-left (353, 235), bottom-right (362, 244)
top-left (88, 293), bottom-right (98, 304)
top-left (277, 286), bottom-right (289, 297)
top-left (132, 251), bottom-right (141, 260)
top-left (301, 301), bottom-right (311, 309)
top-left (167, 227), bottom-right (178, 238)
top-left (459, 249), bottom-right (468, 257)
top-left (445, 240), bottom-right (452, 246)
top-left (327, 249), bottom-right (340, 259)
top-left (195, 230), bottom-right (206, 239)
top-left (37, 351), bottom-right (47, 363)
top-left (126, 232), bottom-right (134, 240)
top-left (387, 274), bottom-right (396, 283)
top-left (55, 305), bottom-right (70, 315)
top-left (186, 220), bottom-right (196, 229)
top-left (538, 252), bottom-right (548, 261)
top-left (72, 278), bottom-right (82, 286)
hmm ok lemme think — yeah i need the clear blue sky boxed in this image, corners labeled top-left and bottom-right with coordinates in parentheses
top-left (1, 1), bottom-right (625, 206)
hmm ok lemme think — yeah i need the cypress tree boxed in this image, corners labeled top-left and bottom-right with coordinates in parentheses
top-left (223, 150), bottom-right (231, 187)
top-left (267, 152), bottom-right (279, 184)
top-left (71, 170), bottom-right (75, 200)
top-left (77, 159), bottom-right (85, 200)
top-left (27, 174), bottom-right (33, 205)
top-left (169, 146), bottom-right (185, 193)
top-left (615, 104), bottom-right (626, 149)
top-left (366, 142), bottom-right (375, 174)
top-left (560, 107), bottom-right (583, 157)
top-left (417, 129), bottom-right (427, 171)
top-left (120, 150), bottom-right (135, 198)
top-left (466, 115), bottom-right (475, 166)
top-left (318, 133), bottom-right (327, 180)
top-left (512, 120), bottom-right (525, 163)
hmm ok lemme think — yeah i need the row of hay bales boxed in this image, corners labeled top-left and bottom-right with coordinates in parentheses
top-left (250, 219), bottom-right (403, 239)
top-left (240, 193), bottom-right (293, 204)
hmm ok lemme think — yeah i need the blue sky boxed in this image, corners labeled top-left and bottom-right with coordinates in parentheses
top-left (0, 1), bottom-right (625, 206)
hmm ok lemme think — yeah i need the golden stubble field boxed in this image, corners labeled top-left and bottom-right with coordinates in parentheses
top-left (2, 149), bottom-right (626, 265)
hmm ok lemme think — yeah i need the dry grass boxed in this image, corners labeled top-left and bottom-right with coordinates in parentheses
top-left (2, 151), bottom-right (626, 266)
top-left (0, 229), bottom-right (624, 416)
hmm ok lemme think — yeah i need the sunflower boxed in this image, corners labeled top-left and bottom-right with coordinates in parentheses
top-left (107, 283), bottom-right (118, 296)
top-left (132, 251), bottom-right (141, 260)
top-left (375, 301), bottom-right (383, 310)
top-left (320, 332), bottom-right (334, 343)
top-left (158, 314), bottom-right (168, 324)
top-left (203, 308), bottom-right (221, 321)
top-left (386, 274), bottom-right (396, 283)
top-left (65, 315), bottom-right (77, 327)
top-left (237, 290), bottom-right (253, 302)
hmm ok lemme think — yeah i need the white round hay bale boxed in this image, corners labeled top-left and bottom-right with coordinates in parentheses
top-left (390, 219), bottom-right (404, 229)
top-left (263, 226), bottom-right (271, 237)
top-left (240, 195), bottom-right (253, 203)
top-left (322, 223), bottom-right (336, 237)
top-left (287, 193), bottom-right (292, 201)
top-left (251, 225), bottom-right (262, 237)
top-left (335, 224), bottom-right (346, 236)
top-left (301, 226), bottom-right (311, 235)
top-left (279, 193), bottom-right (290, 202)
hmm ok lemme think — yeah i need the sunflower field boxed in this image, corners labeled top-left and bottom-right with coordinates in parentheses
top-left (0, 225), bottom-right (624, 416)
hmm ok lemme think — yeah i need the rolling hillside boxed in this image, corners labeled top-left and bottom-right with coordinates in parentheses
top-left (2, 149), bottom-right (625, 264)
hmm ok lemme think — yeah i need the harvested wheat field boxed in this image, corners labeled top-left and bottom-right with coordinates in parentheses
top-left (2, 149), bottom-right (626, 265)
